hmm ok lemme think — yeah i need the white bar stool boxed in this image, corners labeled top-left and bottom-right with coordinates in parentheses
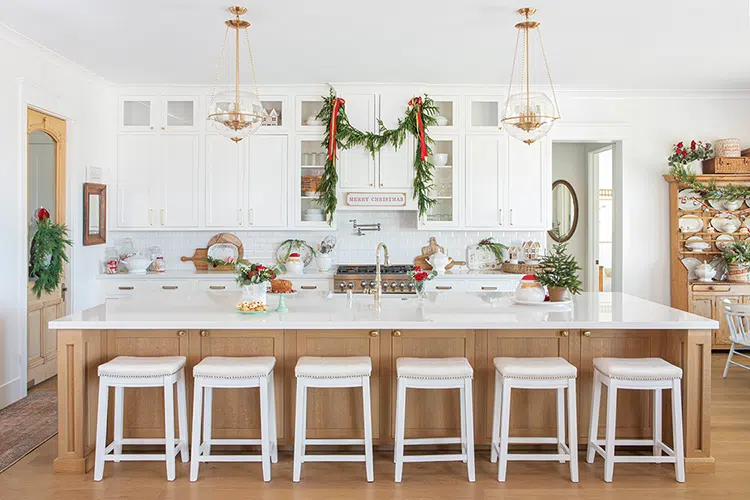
top-left (93, 356), bottom-right (189, 481)
top-left (490, 357), bottom-right (579, 483)
top-left (722, 302), bottom-right (750, 377)
top-left (190, 356), bottom-right (278, 482)
top-left (394, 357), bottom-right (475, 483)
top-left (293, 356), bottom-right (374, 482)
top-left (586, 357), bottom-right (685, 483)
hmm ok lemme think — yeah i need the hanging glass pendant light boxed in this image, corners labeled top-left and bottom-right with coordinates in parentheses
top-left (207, 6), bottom-right (263, 142)
top-left (501, 7), bottom-right (560, 145)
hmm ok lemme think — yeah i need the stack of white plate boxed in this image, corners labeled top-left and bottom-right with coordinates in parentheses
top-left (303, 208), bottom-right (325, 222)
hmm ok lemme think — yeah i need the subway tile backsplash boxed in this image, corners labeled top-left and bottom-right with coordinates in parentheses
top-left (110, 211), bottom-right (545, 270)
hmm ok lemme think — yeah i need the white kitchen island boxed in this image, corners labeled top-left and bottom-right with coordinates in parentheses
top-left (50, 292), bottom-right (717, 476)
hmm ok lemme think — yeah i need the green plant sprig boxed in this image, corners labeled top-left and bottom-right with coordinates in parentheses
top-left (721, 240), bottom-right (750, 264)
top-left (535, 243), bottom-right (583, 295)
top-left (29, 218), bottom-right (72, 298)
top-left (478, 237), bottom-right (508, 264)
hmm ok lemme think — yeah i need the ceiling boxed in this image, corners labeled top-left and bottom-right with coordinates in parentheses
top-left (1, 0), bottom-right (749, 89)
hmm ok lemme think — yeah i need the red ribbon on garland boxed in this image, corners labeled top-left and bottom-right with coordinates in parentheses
top-left (327, 97), bottom-right (346, 160)
top-left (408, 97), bottom-right (428, 161)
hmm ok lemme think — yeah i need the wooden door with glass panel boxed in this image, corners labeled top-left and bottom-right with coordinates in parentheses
top-left (27, 108), bottom-right (66, 387)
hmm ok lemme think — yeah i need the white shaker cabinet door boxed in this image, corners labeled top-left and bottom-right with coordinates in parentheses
top-left (465, 135), bottom-right (507, 228)
top-left (338, 94), bottom-right (376, 189)
top-left (378, 92), bottom-right (414, 189)
top-left (247, 135), bottom-right (288, 228)
top-left (507, 137), bottom-right (548, 229)
top-left (205, 134), bottom-right (244, 227)
top-left (158, 134), bottom-right (199, 228)
top-left (116, 134), bottom-right (156, 228)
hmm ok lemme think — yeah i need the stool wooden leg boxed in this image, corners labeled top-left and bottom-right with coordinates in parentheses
top-left (497, 382), bottom-right (511, 482)
top-left (463, 378), bottom-right (476, 483)
top-left (259, 374), bottom-right (272, 482)
top-left (556, 387), bottom-right (566, 463)
top-left (394, 379), bottom-right (407, 483)
top-left (653, 388), bottom-right (662, 457)
top-left (603, 381), bottom-right (618, 483)
top-left (586, 371), bottom-right (602, 464)
top-left (189, 379), bottom-right (203, 482)
top-left (93, 381), bottom-right (109, 481)
top-left (203, 387), bottom-right (213, 457)
top-left (113, 386), bottom-right (124, 462)
top-left (293, 379), bottom-right (307, 482)
top-left (269, 371), bottom-right (279, 464)
top-left (567, 379), bottom-right (579, 483)
top-left (362, 376), bottom-right (374, 482)
top-left (460, 380), bottom-right (467, 463)
top-left (163, 378), bottom-right (176, 481)
top-left (176, 370), bottom-right (189, 463)
top-left (490, 372), bottom-right (502, 463)
top-left (671, 379), bottom-right (685, 483)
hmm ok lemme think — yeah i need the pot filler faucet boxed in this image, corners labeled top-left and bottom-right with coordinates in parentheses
top-left (374, 242), bottom-right (390, 308)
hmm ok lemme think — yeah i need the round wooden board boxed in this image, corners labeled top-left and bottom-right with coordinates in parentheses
top-left (207, 233), bottom-right (244, 260)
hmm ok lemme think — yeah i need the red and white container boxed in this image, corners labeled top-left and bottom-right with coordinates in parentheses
top-left (515, 274), bottom-right (546, 303)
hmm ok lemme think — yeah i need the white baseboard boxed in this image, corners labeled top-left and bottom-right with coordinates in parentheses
top-left (0, 377), bottom-right (24, 410)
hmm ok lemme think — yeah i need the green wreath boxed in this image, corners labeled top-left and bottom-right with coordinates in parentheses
top-left (29, 207), bottom-right (71, 298)
top-left (315, 88), bottom-right (438, 223)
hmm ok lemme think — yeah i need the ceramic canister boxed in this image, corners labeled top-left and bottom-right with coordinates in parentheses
top-left (715, 138), bottom-right (741, 158)
top-left (727, 263), bottom-right (749, 283)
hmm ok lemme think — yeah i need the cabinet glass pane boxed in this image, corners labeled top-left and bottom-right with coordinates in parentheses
top-left (166, 101), bottom-right (194, 127)
top-left (300, 101), bottom-right (324, 126)
top-left (261, 100), bottom-right (283, 127)
top-left (431, 140), bottom-right (454, 166)
top-left (123, 100), bottom-right (151, 127)
top-left (434, 101), bottom-right (454, 126)
top-left (425, 198), bottom-right (453, 222)
top-left (300, 139), bottom-right (326, 222)
top-left (471, 101), bottom-right (499, 127)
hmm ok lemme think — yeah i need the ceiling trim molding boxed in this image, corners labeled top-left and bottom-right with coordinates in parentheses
top-left (0, 23), bottom-right (112, 88)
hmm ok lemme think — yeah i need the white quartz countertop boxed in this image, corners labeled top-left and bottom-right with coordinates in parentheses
top-left (50, 292), bottom-right (718, 331)
top-left (96, 269), bottom-right (523, 280)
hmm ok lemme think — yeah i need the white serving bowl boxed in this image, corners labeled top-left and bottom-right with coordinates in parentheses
top-left (724, 200), bottom-right (743, 211)
top-left (686, 242), bottom-right (710, 252)
top-left (123, 255), bottom-right (152, 274)
top-left (435, 115), bottom-right (449, 126)
top-left (431, 153), bottom-right (449, 166)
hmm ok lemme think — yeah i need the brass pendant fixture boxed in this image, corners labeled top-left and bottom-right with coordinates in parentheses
top-left (207, 6), bottom-right (263, 142)
top-left (501, 7), bottom-right (560, 145)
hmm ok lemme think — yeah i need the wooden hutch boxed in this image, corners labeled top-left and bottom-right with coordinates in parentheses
top-left (666, 173), bottom-right (750, 349)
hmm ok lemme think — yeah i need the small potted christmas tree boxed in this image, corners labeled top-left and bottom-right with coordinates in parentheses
top-left (535, 243), bottom-right (583, 302)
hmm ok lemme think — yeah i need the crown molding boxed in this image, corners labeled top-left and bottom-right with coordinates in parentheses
top-left (0, 23), bottom-right (112, 88)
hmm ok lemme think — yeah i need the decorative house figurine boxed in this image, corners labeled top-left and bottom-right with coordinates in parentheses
top-left (507, 246), bottom-right (522, 264)
top-left (260, 108), bottom-right (270, 125)
top-left (523, 241), bottom-right (542, 262)
top-left (268, 108), bottom-right (279, 126)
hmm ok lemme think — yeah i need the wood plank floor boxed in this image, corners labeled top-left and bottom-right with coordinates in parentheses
top-left (0, 354), bottom-right (747, 500)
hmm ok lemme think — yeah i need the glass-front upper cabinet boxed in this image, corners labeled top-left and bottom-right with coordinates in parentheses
top-left (419, 135), bottom-right (460, 229)
top-left (295, 136), bottom-right (333, 229)
top-left (119, 96), bottom-right (157, 132)
top-left (466, 95), bottom-right (504, 132)
top-left (119, 95), bottom-right (200, 132)
top-left (161, 96), bottom-right (199, 132)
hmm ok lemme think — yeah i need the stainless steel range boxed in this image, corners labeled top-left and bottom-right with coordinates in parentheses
top-left (334, 264), bottom-right (415, 294)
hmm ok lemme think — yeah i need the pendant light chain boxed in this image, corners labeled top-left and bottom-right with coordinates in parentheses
top-left (209, 26), bottom-right (230, 107)
top-left (536, 26), bottom-right (560, 119)
top-left (503, 29), bottom-right (522, 120)
top-left (244, 28), bottom-right (260, 98)
top-left (235, 14), bottom-right (240, 110)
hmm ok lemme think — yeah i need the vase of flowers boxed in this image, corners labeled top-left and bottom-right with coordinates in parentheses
top-left (235, 262), bottom-right (286, 305)
top-left (721, 241), bottom-right (750, 283)
top-left (534, 243), bottom-right (583, 302)
top-left (668, 140), bottom-right (713, 176)
top-left (407, 266), bottom-right (437, 300)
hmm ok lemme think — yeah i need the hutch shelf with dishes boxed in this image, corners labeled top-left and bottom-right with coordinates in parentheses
top-left (666, 173), bottom-right (750, 349)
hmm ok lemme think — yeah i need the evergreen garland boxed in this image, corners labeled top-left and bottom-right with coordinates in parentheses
top-left (315, 88), bottom-right (438, 222)
top-left (29, 211), bottom-right (72, 298)
top-left (670, 164), bottom-right (750, 201)
top-left (478, 237), bottom-right (508, 264)
top-left (535, 243), bottom-right (583, 295)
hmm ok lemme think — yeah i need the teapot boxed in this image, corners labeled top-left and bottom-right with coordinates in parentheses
top-left (427, 251), bottom-right (453, 275)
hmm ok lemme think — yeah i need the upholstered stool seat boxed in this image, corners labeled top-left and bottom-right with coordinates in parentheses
top-left (293, 356), bottom-right (374, 482)
top-left (587, 357), bottom-right (685, 483)
top-left (94, 356), bottom-right (189, 482)
top-left (190, 356), bottom-right (278, 482)
top-left (394, 357), bottom-right (475, 483)
top-left (491, 357), bottom-right (578, 483)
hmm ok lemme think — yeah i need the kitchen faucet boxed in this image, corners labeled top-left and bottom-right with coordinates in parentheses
top-left (374, 241), bottom-right (390, 307)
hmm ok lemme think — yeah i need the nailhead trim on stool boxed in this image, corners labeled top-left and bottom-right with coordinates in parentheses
top-left (190, 357), bottom-right (278, 482)
top-left (394, 357), bottom-right (476, 483)
top-left (490, 357), bottom-right (579, 483)
top-left (293, 356), bottom-right (374, 483)
top-left (93, 356), bottom-right (189, 481)
top-left (586, 357), bottom-right (685, 483)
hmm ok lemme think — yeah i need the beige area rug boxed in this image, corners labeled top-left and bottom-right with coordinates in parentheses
top-left (0, 392), bottom-right (57, 473)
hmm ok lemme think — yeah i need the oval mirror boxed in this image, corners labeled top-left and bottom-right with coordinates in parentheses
top-left (549, 180), bottom-right (578, 243)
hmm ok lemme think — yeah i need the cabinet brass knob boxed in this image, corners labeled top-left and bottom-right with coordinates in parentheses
top-left (200, 330), bottom-right (210, 337)
top-left (177, 330), bottom-right (186, 337)
top-left (583, 331), bottom-right (592, 337)
top-left (369, 330), bottom-right (379, 337)
top-left (560, 330), bottom-right (568, 337)
top-left (393, 330), bottom-right (402, 337)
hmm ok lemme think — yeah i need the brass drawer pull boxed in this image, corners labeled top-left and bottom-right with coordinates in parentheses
top-left (583, 331), bottom-right (592, 337)
top-left (200, 330), bottom-right (210, 337)
top-left (177, 330), bottom-right (186, 337)
top-left (301, 286), bottom-right (317, 290)
top-left (393, 330), bottom-right (402, 337)
top-left (369, 330), bottom-right (379, 337)
top-left (560, 330), bottom-right (569, 337)
top-left (481, 286), bottom-right (498, 291)
top-left (162, 285), bottom-right (178, 290)
top-left (209, 285), bottom-right (226, 290)
top-left (436, 286), bottom-right (452, 290)
top-left (118, 286), bottom-right (135, 291)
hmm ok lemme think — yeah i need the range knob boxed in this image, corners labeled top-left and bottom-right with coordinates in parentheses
top-left (408, 282), bottom-right (415, 289)
top-left (347, 282), bottom-right (355, 289)
top-left (399, 282), bottom-right (406, 289)
top-left (390, 281), bottom-right (398, 289)
top-left (382, 282), bottom-right (389, 290)
top-left (369, 281), bottom-right (376, 288)
top-left (361, 280), bottom-right (369, 288)
top-left (338, 282), bottom-right (346, 290)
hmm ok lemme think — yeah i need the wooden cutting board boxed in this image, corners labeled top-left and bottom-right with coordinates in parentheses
top-left (414, 237), bottom-right (465, 270)
top-left (207, 233), bottom-right (244, 260)
top-left (181, 248), bottom-right (208, 271)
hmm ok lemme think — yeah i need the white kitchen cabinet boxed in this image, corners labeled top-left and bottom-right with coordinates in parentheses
top-left (119, 95), bottom-right (199, 132)
top-left (431, 95), bottom-right (459, 133)
top-left (116, 134), bottom-right (157, 228)
top-left (466, 96), bottom-right (504, 132)
top-left (338, 94), bottom-right (377, 189)
top-left (157, 134), bottom-right (200, 228)
top-left (294, 136), bottom-right (333, 229)
top-left (119, 96), bottom-right (157, 132)
top-left (205, 134), bottom-right (244, 227)
top-left (465, 134), bottom-right (506, 228)
top-left (378, 92), bottom-right (414, 189)
top-left (161, 95), bottom-right (199, 132)
top-left (247, 135), bottom-right (288, 227)
top-left (419, 135), bottom-right (460, 229)
top-left (507, 137), bottom-right (548, 229)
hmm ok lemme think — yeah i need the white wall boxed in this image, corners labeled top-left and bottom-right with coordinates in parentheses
top-left (0, 25), bottom-right (111, 408)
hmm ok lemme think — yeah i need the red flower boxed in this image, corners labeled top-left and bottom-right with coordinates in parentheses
top-left (681, 150), bottom-right (688, 157)
top-left (256, 264), bottom-right (266, 270)
top-left (269, 274), bottom-right (276, 280)
top-left (706, 144), bottom-right (710, 150)
top-left (36, 207), bottom-right (50, 221)
top-left (676, 142), bottom-right (684, 148)
top-left (691, 140), bottom-right (696, 150)
top-left (414, 271), bottom-right (429, 282)
top-left (413, 266), bottom-right (422, 272)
